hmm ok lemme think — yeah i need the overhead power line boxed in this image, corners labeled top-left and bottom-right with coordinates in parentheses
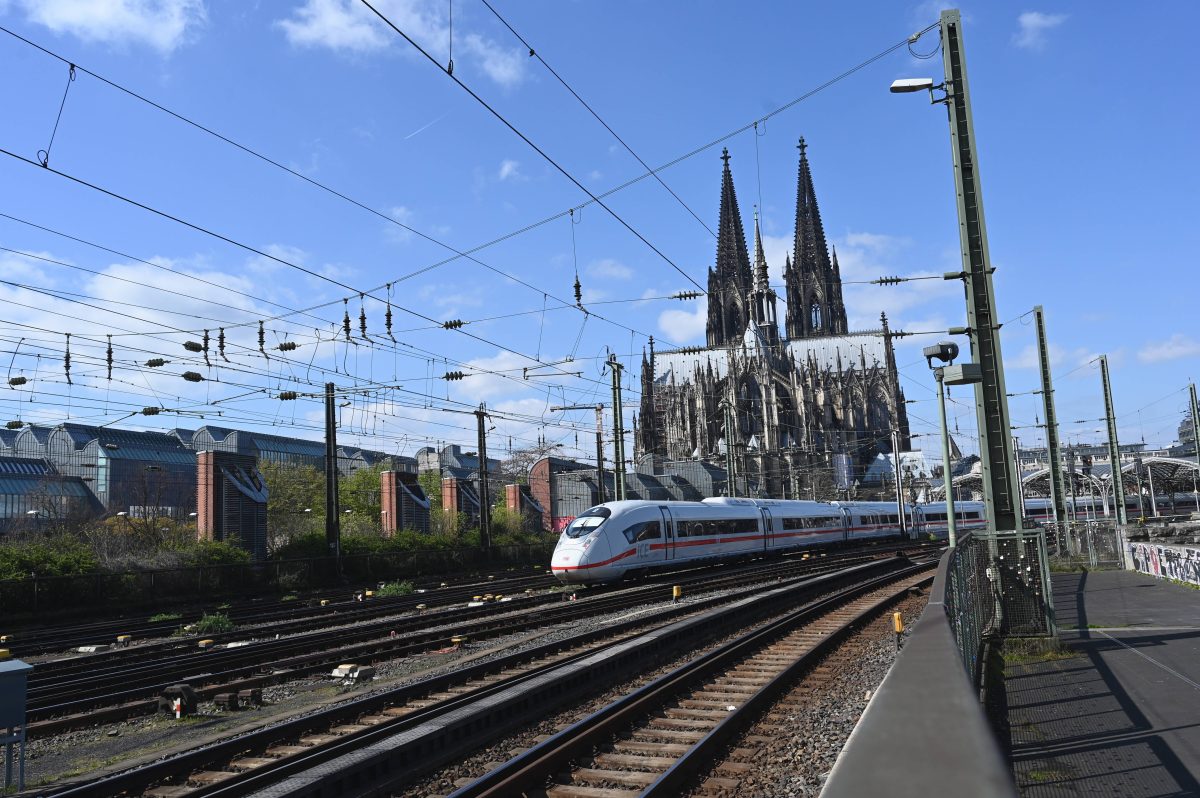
top-left (359, 0), bottom-right (706, 293)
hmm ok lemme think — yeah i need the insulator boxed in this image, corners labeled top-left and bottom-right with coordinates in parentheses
top-left (202, 330), bottom-right (211, 367)
top-left (8, 377), bottom-right (27, 387)
top-left (442, 319), bottom-right (464, 330)
top-left (141, 407), bottom-right (161, 416)
top-left (343, 300), bottom-right (352, 341)
top-left (183, 341), bottom-right (204, 352)
top-left (573, 275), bottom-right (582, 306)
top-left (443, 371), bottom-right (465, 381)
top-left (6, 421), bottom-right (23, 429)
top-left (218, 328), bottom-right (229, 362)
top-left (672, 290), bottom-right (703, 301)
top-left (106, 334), bottom-right (113, 380)
top-left (181, 371), bottom-right (204, 382)
top-left (359, 295), bottom-right (369, 340)
top-left (64, 333), bottom-right (71, 385)
top-left (385, 286), bottom-right (395, 341)
top-left (278, 391), bottom-right (299, 401)
top-left (145, 358), bottom-right (167, 368)
top-left (258, 321), bottom-right (268, 357)
top-left (277, 341), bottom-right (298, 352)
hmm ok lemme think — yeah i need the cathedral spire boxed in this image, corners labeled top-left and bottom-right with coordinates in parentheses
top-left (752, 209), bottom-right (769, 291)
top-left (784, 138), bottom-right (847, 339)
top-left (706, 148), bottom-right (753, 348)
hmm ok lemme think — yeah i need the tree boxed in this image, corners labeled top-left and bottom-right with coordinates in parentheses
top-left (258, 460), bottom-right (324, 553)
top-left (500, 442), bottom-right (566, 485)
top-left (339, 464), bottom-right (386, 532)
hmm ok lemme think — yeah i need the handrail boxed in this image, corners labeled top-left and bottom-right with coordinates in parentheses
top-left (821, 546), bottom-right (1015, 798)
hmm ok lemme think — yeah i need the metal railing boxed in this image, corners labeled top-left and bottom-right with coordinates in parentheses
top-left (1046, 521), bottom-right (1125, 570)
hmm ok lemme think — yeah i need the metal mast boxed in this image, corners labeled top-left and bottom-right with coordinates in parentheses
top-left (939, 9), bottom-right (1018, 533)
top-left (1034, 305), bottom-right (1068, 527)
top-left (1099, 355), bottom-right (1127, 524)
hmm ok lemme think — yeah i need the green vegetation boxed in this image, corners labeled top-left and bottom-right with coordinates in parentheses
top-left (192, 611), bottom-right (235, 634)
top-left (148, 611), bottom-right (183, 623)
top-left (280, 593), bottom-right (299, 602)
top-left (376, 580), bottom-right (415, 597)
top-left (0, 538), bottom-right (97, 580)
top-left (1003, 636), bottom-right (1077, 666)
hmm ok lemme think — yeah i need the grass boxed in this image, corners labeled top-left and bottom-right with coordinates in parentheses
top-left (148, 611), bottom-right (182, 623)
top-left (191, 611), bottom-right (235, 634)
top-left (279, 593), bottom-right (299, 602)
top-left (1003, 636), bottom-right (1078, 666)
top-left (375, 580), bottom-right (415, 597)
top-left (1165, 577), bottom-right (1200, 591)
top-left (1025, 767), bottom-right (1068, 784)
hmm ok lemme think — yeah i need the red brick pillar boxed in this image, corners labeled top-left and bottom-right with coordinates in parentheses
top-left (442, 477), bottom-right (460, 525)
top-left (380, 471), bottom-right (398, 537)
top-left (196, 451), bottom-right (215, 541)
top-left (505, 483), bottom-right (521, 513)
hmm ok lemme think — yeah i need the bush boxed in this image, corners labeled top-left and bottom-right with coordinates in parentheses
top-left (193, 611), bottom-right (235, 634)
top-left (148, 611), bottom-right (182, 622)
top-left (0, 539), bottom-right (98, 580)
top-left (376, 580), bottom-right (415, 597)
top-left (170, 539), bottom-right (253, 568)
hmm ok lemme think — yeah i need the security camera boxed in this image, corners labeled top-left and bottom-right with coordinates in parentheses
top-left (923, 341), bottom-right (959, 369)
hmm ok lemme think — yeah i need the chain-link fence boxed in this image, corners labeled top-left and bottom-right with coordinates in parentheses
top-left (944, 529), bottom-right (1056, 685)
top-left (1045, 521), bottom-right (1125, 570)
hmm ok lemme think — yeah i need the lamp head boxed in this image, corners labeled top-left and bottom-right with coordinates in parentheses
top-left (890, 77), bottom-right (935, 93)
top-left (923, 341), bottom-right (959, 369)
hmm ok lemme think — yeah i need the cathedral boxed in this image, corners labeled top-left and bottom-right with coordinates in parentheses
top-left (633, 139), bottom-right (910, 499)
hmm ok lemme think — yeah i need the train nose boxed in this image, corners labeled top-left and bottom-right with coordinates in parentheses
top-left (551, 534), bottom-right (611, 584)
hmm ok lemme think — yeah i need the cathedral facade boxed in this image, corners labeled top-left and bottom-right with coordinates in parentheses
top-left (633, 140), bottom-right (910, 499)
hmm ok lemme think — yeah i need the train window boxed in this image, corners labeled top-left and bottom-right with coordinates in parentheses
top-left (737, 518), bottom-right (757, 534)
top-left (621, 520), bottom-right (661, 544)
top-left (565, 506), bottom-right (611, 538)
top-left (689, 521), bottom-right (705, 537)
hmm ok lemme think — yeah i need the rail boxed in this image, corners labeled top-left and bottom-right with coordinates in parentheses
top-left (822, 543), bottom-right (1016, 798)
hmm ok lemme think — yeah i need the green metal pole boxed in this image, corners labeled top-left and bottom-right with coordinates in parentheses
top-left (1034, 306), bottom-right (1068, 527)
top-left (939, 9), bottom-right (1018, 534)
top-left (608, 355), bottom-right (626, 501)
top-left (1099, 355), bottom-right (1127, 525)
top-left (1190, 382), bottom-right (1199, 483)
top-left (937, 369), bottom-right (958, 547)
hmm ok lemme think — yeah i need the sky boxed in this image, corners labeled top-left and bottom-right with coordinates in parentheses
top-left (0, 0), bottom-right (1196, 468)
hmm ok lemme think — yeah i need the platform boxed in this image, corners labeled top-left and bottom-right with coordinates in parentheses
top-left (1004, 569), bottom-right (1200, 797)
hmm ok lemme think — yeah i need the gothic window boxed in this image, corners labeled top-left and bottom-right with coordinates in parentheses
top-left (810, 302), bottom-right (822, 330)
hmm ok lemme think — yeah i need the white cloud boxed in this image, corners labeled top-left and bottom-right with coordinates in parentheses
top-left (385, 205), bottom-right (414, 243)
top-left (277, 0), bottom-right (527, 86)
top-left (497, 159), bottom-right (523, 182)
top-left (1013, 11), bottom-right (1067, 50)
top-left (658, 303), bottom-right (706, 344)
top-left (12, 0), bottom-right (206, 53)
top-left (1138, 334), bottom-right (1200, 364)
top-left (586, 258), bottom-right (632, 281)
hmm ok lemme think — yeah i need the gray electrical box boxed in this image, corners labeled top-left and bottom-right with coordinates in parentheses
top-left (943, 362), bottom-right (983, 386)
top-left (0, 658), bottom-right (32, 728)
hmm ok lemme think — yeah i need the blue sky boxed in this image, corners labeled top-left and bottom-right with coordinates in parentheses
top-left (0, 0), bottom-right (1195, 467)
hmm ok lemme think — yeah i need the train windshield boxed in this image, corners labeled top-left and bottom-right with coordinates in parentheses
top-left (565, 507), bottom-right (611, 538)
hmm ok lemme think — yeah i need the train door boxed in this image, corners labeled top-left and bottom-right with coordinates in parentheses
top-left (759, 507), bottom-right (773, 552)
top-left (841, 507), bottom-right (851, 543)
top-left (659, 506), bottom-right (676, 560)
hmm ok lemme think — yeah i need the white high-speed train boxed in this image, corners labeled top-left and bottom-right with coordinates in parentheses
top-left (550, 497), bottom-right (987, 584)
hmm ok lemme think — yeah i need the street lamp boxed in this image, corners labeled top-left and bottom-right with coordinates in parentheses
top-left (924, 341), bottom-right (981, 547)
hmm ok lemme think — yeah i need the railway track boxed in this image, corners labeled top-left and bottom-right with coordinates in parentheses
top-left (452, 563), bottom-right (933, 798)
top-left (27, 544), bottom-right (929, 736)
top-left (6, 571), bottom-right (558, 659)
top-left (42, 556), bottom-right (922, 797)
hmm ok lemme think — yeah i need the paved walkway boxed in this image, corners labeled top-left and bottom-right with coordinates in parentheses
top-left (1005, 569), bottom-right (1200, 797)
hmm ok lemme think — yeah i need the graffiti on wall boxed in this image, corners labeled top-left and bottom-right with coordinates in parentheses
top-left (1129, 542), bottom-right (1200, 586)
